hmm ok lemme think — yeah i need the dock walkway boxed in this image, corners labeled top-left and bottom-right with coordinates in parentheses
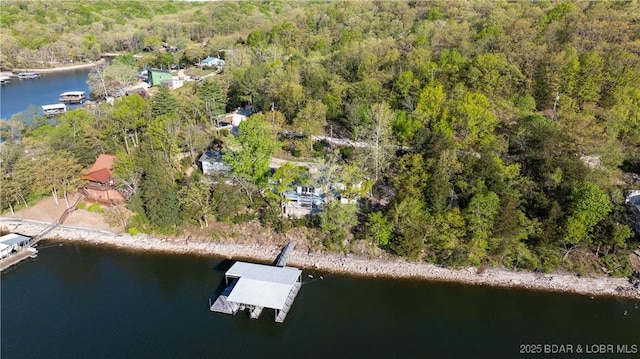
top-left (275, 241), bottom-right (295, 267)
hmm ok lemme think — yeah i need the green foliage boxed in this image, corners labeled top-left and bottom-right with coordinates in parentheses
top-left (464, 191), bottom-right (500, 265)
top-left (3, 0), bottom-right (639, 277)
top-left (138, 152), bottom-right (181, 229)
top-left (223, 115), bottom-right (280, 187)
top-left (151, 87), bottom-right (178, 118)
top-left (364, 211), bottom-right (392, 247)
top-left (389, 197), bottom-right (427, 259)
top-left (211, 182), bottom-right (242, 222)
top-left (320, 201), bottom-right (358, 250)
top-left (563, 182), bottom-right (612, 245)
top-left (87, 203), bottom-right (104, 213)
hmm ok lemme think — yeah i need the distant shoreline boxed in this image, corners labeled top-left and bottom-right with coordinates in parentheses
top-left (1, 217), bottom-right (639, 300)
top-left (7, 59), bottom-right (105, 74)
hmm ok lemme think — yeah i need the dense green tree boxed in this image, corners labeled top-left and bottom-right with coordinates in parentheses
top-left (210, 181), bottom-right (243, 222)
top-left (138, 152), bottom-right (181, 229)
top-left (389, 197), bottom-right (427, 259)
top-left (196, 78), bottom-right (227, 127)
top-left (464, 191), bottom-right (500, 265)
top-left (179, 175), bottom-right (212, 228)
top-left (223, 114), bottom-right (280, 199)
top-left (320, 201), bottom-right (358, 250)
top-left (34, 150), bottom-right (84, 207)
top-left (151, 87), bottom-right (178, 118)
top-left (562, 182), bottom-right (613, 258)
top-left (364, 211), bottom-right (393, 247)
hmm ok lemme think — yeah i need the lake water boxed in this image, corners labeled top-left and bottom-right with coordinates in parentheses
top-left (2, 241), bottom-right (639, 358)
top-left (0, 69), bottom-right (91, 120)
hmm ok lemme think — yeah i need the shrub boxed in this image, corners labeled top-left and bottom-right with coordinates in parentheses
top-left (87, 203), bottom-right (103, 213)
top-left (232, 212), bottom-right (256, 224)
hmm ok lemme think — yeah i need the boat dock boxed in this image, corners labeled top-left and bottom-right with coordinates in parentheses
top-left (210, 242), bottom-right (302, 323)
top-left (17, 72), bottom-right (40, 79)
top-left (0, 234), bottom-right (37, 272)
top-left (0, 247), bottom-right (37, 272)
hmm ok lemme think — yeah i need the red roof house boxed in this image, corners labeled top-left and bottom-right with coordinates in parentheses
top-left (80, 154), bottom-right (126, 205)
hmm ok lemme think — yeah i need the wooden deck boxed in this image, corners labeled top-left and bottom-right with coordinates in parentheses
top-left (210, 278), bottom-right (240, 315)
top-left (0, 248), bottom-right (37, 272)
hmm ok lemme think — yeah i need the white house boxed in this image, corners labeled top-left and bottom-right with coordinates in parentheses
top-left (161, 77), bottom-right (184, 90)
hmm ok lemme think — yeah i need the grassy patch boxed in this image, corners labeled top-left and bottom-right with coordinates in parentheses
top-left (87, 203), bottom-right (104, 213)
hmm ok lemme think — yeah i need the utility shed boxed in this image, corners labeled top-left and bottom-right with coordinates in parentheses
top-left (211, 261), bottom-right (302, 322)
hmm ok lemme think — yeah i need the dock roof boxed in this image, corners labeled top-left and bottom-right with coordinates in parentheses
top-left (41, 104), bottom-right (66, 111)
top-left (225, 262), bottom-right (301, 310)
top-left (59, 91), bottom-right (85, 96)
top-left (0, 234), bottom-right (31, 246)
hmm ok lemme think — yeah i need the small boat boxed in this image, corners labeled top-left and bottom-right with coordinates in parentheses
top-left (41, 103), bottom-right (67, 117)
top-left (59, 91), bottom-right (86, 104)
top-left (17, 72), bottom-right (40, 79)
top-left (0, 76), bottom-right (10, 85)
top-left (26, 246), bottom-right (38, 259)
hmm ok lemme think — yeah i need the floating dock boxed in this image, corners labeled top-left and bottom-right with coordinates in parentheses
top-left (211, 242), bottom-right (302, 323)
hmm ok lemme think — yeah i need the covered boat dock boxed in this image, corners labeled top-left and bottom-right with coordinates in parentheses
top-left (210, 261), bottom-right (302, 323)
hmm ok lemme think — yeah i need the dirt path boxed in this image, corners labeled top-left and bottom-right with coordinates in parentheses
top-left (6, 194), bottom-right (113, 231)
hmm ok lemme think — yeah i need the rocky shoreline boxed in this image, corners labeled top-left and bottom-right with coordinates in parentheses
top-left (6, 59), bottom-right (105, 74)
top-left (2, 217), bottom-right (639, 300)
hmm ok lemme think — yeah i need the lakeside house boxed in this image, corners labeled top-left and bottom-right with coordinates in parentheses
top-left (161, 77), bottom-right (184, 90)
top-left (198, 56), bottom-right (225, 67)
top-left (147, 68), bottom-right (172, 86)
top-left (124, 86), bottom-right (149, 99)
top-left (198, 150), bottom-right (229, 175)
top-left (79, 154), bottom-right (126, 205)
top-left (626, 190), bottom-right (640, 236)
top-left (282, 186), bottom-right (326, 218)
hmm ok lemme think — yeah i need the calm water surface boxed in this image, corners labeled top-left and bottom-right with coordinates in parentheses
top-left (2, 241), bottom-right (639, 359)
top-left (0, 69), bottom-right (90, 120)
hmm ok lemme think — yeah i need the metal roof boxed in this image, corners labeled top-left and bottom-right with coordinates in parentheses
top-left (0, 234), bottom-right (31, 246)
top-left (41, 103), bottom-right (66, 110)
top-left (225, 262), bottom-right (301, 310)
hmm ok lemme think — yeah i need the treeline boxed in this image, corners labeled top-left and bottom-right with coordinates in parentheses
top-left (1, 1), bottom-right (640, 276)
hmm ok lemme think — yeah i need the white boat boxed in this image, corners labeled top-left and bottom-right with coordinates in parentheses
top-left (41, 103), bottom-right (67, 116)
top-left (59, 91), bottom-right (86, 104)
top-left (17, 72), bottom-right (40, 79)
top-left (0, 76), bottom-right (10, 85)
top-left (26, 246), bottom-right (38, 258)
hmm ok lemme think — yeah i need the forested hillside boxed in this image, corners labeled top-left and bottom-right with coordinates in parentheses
top-left (1, 1), bottom-right (639, 276)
